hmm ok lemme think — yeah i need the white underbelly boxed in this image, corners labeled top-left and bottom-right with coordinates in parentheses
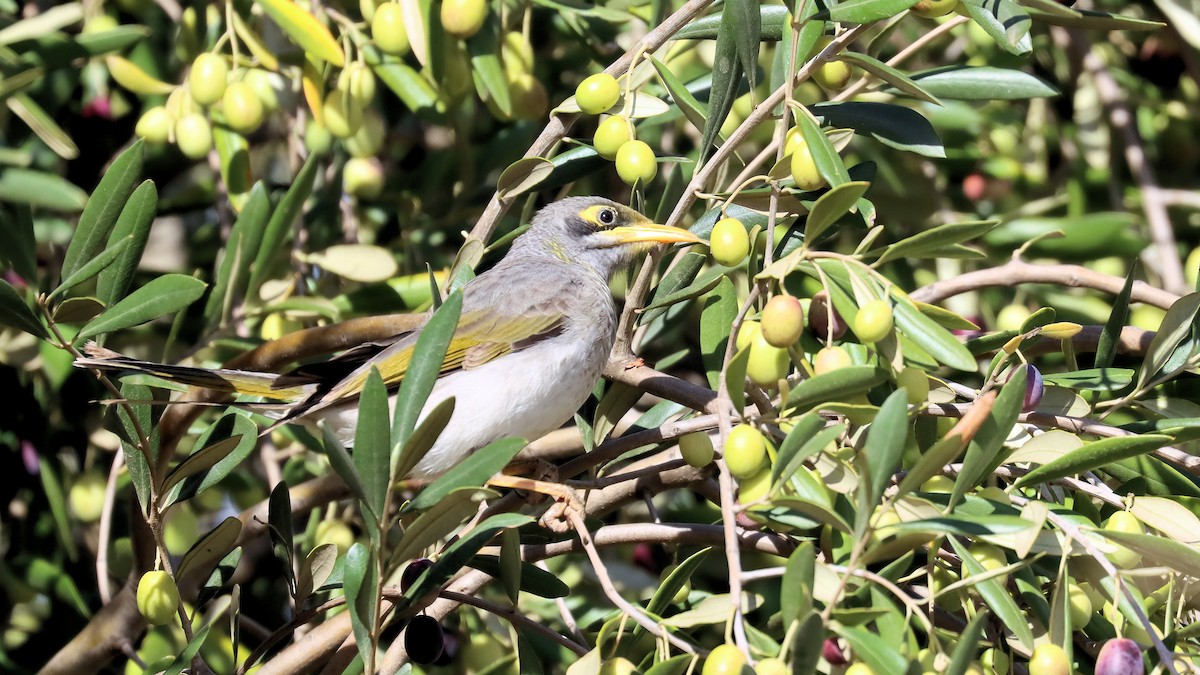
top-left (317, 335), bottom-right (605, 477)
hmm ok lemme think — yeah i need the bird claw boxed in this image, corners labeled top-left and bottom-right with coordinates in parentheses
top-left (623, 357), bottom-right (646, 370)
top-left (485, 471), bottom-right (584, 532)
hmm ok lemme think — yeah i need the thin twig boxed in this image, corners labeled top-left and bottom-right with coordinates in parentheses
top-left (438, 590), bottom-right (589, 656)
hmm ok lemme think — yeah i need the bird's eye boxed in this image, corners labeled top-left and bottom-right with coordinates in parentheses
top-left (598, 208), bottom-right (616, 225)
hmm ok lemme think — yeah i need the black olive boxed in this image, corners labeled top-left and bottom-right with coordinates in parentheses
top-left (401, 557), bottom-right (433, 593)
top-left (404, 615), bottom-right (445, 665)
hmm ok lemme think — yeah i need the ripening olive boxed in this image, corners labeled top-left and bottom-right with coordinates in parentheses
top-left (679, 432), bottom-right (715, 468)
top-left (1027, 644), bottom-right (1070, 675)
top-left (760, 295), bottom-right (805, 347)
top-left (724, 424), bottom-right (767, 480)
top-left (372, 3), bottom-right (411, 55)
top-left (136, 571), bottom-right (180, 626)
top-left (615, 140), bottom-right (657, 185)
top-left (575, 73), bottom-right (620, 115)
top-left (594, 115), bottom-right (634, 160)
top-left (709, 217), bottom-right (749, 267)
top-left (854, 299), bottom-right (894, 344)
top-left (440, 0), bottom-right (487, 39)
top-left (189, 52), bottom-right (228, 106)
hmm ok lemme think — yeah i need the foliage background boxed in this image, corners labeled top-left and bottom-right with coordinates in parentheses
top-left (1, 0), bottom-right (1200, 672)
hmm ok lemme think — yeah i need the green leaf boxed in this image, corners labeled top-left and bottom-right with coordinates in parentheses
top-left (960, 0), bottom-right (1032, 55)
top-left (355, 368), bottom-right (391, 522)
top-left (407, 437), bottom-right (526, 511)
top-left (162, 622), bottom-right (212, 675)
top-left (257, 0), bottom-right (345, 65)
top-left (907, 66), bottom-right (1058, 100)
top-left (268, 481), bottom-right (296, 594)
top-left (949, 537), bottom-right (1034, 650)
top-left (826, 0), bottom-right (920, 22)
top-left (950, 366), bottom-right (1026, 507)
top-left (496, 157), bottom-right (553, 200)
top-left (175, 516), bottom-right (242, 585)
top-left (774, 413), bottom-right (829, 482)
top-left (0, 205), bottom-right (36, 281)
top-left (812, 101), bottom-right (944, 158)
top-left (791, 611), bottom-right (825, 675)
top-left (61, 140), bottom-right (143, 280)
top-left (402, 513), bottom-right (535, 603)
top-left (1137, 292), bottom-right (1200, 390)
top-left (48, 237), bottom-right (129, 300)
top-left (1022, 0), bottom-right (1162, 30)
top-left (9, 93), bottom-right (78, 160)
top-left (874, 220), bottom-right (998, 266)
top-left (0, 167), bottom-right (89, 211)
top-left (787, 366), bottom-right (888, 412)
top-left (650, 55), bottom-right (708, 134)
top-left (343, 542), bottom-right (378, 669)
top-left (672, 5), bottom-right (789, 40)
top-left (840, 51), bottom-right (941, 105)
top-left (373, 62), bottom-right (439, 114)
top-left (392, 487), bottom-right (495, 565)
top-left (864, 391), bottom-right (909, 507)
top-left (161, 435), bottom-right (242, 496)
top-left (835, 624), bottom-right (908, 675)
top-left (895, 433), bottom-right (965, 499)
top-left (804, 181), bottom-right (869, 242)
top-left (1098, 530), bottom-right (1200, 575)
top-left (794, 111), bottom-right (851, 188)
top-left (647, 548), bottom-right (709, 616)
top-left (946, 609), bottom-right (990, 675)
top-left (468, 15), bottom-right (511, 116)
top-left (1096, 263), bottom-right (1137, 370)
top-left (1040, 368), bottom-right (1134, 391)
top-left (1015, 435), bottom-right (1175, 487)
top-left (392, 398), bottom-right (455, 484)
top-left (698, 5), bottom-right (742, 165)
top-left (204, 183), bottom-right (271, 328)
top-left (197, 547), bottom-right (242, 607)
top-left (247, 155), bottom-right (319, 302)
top-left (166, 413), bottom-right (258, 507)
top-left (727, 0), bottom-right (761, 90)
top-left (466, 555), bottom-right (572, 599)
top-left (321, 423), bottom-right (373, 521)
top-left (38, 459), bottom-right (76, 561)
top-left (641, 251), bottom-right (707, 322)
top-left (0, 280), bottom-right (47, 338)
top-left (984, 212), bottom-right (1144, 259)
top-left (77, 274), bottom-right (206, 341)
top-left (780, 542), bottom-right (815, 624)
top-left (115, 382), bottom-right (154, 513)
top-left (392, 290), bottom-right (462, 474)
top-left (700, 277), bottom-right (738, 390)
top-left (893, 300), bottom-right (976, 371)
top-left (95, 181), bottom-right (157, 307)
top-left (0, 4), bottom-right (83, 45)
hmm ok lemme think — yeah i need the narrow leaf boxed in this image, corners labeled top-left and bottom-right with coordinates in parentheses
top-left (805, 181), bottom-right (869, 242)
top-left (392, 291), bottom-right (463, 473)
top-left (1096, 263), bottom-right (1137, 370)
top-left (908, 66), bottom-right (1058, 100)
top-left (61, 140), bottom-right (143, 280)
top-left (1015, 435), bottom-right (1175, 487)
top-left (864, 391), bottom-right (909, 506)
top-left (408, 437), bottom-right (526, 511)
top-left (257, 0), bottom-right (345, 65)
top-left (355, 368), bottom-right (391, 521)
top-left (0, 280), bottom-right (47, 338)
top-left (77, 274), bottom-right (206, 341)
top-left (812, 101), bottom-right (944, 158)
top-left (343, 542), bottom-right (378, 668)
top-left (95, 180), bottom-right (157, 307)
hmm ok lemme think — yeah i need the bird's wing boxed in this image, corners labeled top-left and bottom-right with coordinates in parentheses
top-left (295, 308), bottom-right (564, 415)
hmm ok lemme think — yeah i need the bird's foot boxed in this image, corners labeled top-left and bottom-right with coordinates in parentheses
top-left (623, 356), bottom-right (645, 370)
top-left (485, 473), bottom-right (583, 534)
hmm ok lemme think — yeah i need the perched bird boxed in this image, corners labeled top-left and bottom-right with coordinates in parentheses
top-left (76, 197), bottom-right (702, 478)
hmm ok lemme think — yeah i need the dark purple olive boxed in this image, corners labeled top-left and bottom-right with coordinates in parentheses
top-left (433, 631), bottom-right (458, 666)
top-left (823, 638), bottom-right (847, 665)
top-left (404, 615), bottom-right (445, 665)
top-left (808, 291), bottom-right (847, 341)
top-left (401, 557), bottom-right (433, 592)
top-left (1007, 365), bottom-right (1044, 412)
top-left (1095, 638), bottom-right (1144, 675)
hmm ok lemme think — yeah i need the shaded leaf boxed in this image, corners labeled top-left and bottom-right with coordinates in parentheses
top-left (0, 167), bottom-right (89, 211)
top-left (392, 487), bottom-right (494, 565)
top-left (247, 154), bottom-right (319, 302)
top-left (95, 181), bottom-right (157, 307)
top-left (812, 101), bottom-right (944, 158)
top-left (0, 280), bottom-right (47, 338)
top-left (497, 157), bottom-right (554, 200)
top-left (0, 204), bottom-right (36, 281)
top-left (700, 277), bottom-right (737, 390)
top-left (908, 66), bottom-right (1057, 100)
top-left (407, 437), bottom-right (526, 511)
top-left (343, 542), bottom-right (378, 668)
top-left (805, 181), bottom-right (869, 242)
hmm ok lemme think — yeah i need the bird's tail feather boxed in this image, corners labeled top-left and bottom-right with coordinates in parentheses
top-left (75, 343), bottom-right (310, 401)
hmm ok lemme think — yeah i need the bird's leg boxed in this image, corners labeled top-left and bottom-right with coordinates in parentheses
top-left (487, 465), bottom-right (583, 534)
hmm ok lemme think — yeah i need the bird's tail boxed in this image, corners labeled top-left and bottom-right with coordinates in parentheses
top-left (74, 343), bottom-right (310, 401)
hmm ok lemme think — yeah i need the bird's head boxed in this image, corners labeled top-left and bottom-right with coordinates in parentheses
top-left (516, 196), bottom-right (703, 278)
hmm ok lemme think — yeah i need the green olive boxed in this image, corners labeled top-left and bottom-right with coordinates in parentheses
top-left (702, 644), bottom-right (747, 675)
top-left (896, 367), bottom-right (930, 405)
top-left (174, 113), bottom-right (213, 159)
top-left (221, 81), bottom-right (264, 134)
top-left (372, 3), bottom-right (410, 56)
top-left (813, 346), bottom-right (853, 375)
top-left (760, 295), bottom-right (805, 347)
top-left (188, 52), bottom-right (228, 106)
top-left (854, 299), bottom-right (894, 344)
top-left (136, 571), bottom-right (180, 626)
top-left (709, 217), bottom-right (750, 267)
top-left (790, 135), bottom-right (825, 191)
top-left (593, 115), bottom-right (634, 160)
top-left (724, 424), bottom-right (767, 479)
top-left (679, 432), bottom-right (715, 468)
top-left (1027, 644), bottom-right (1070, 675)
top-left (440, 0), bottom-right (487, 39)
top-left (135, 106), bottom-right (172, 144)
top-left (575, 73), bottom-right (620, 115)
top-left (614, 140), bottom-right (657, 185)
top-left (68, 472), bottom-right (107, 523)
top-left (343, 157), bottom-right (385, 199)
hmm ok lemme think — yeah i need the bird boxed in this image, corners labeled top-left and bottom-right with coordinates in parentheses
top-left (75, 196), bottom-right (702, 479)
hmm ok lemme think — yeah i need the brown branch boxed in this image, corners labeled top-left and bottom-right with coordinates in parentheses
top-left (909, 259), bottom-right (1179, 310)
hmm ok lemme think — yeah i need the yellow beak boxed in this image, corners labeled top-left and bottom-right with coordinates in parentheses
top-left (602, 221), bottom-right (704, 246)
